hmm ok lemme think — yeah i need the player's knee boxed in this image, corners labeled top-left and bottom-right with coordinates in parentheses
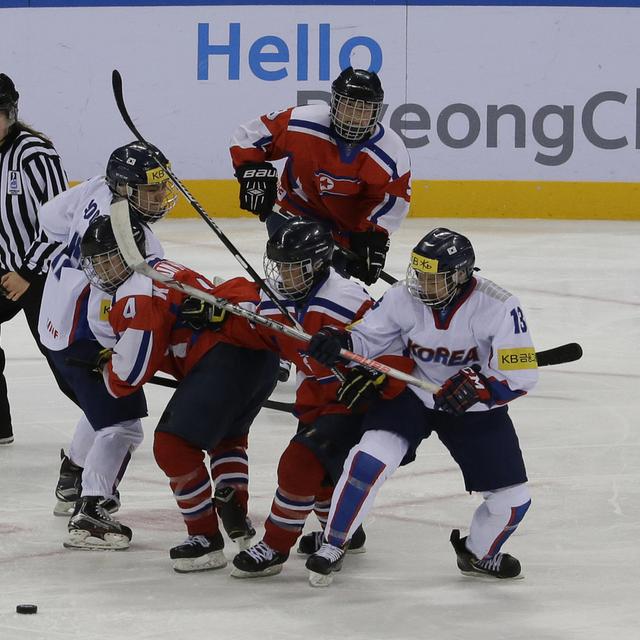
top-left (95, 418), bottom-right (144, 449)
top-left (357, 430), bottom-right (409, 476)
top-left (485, 483), bottom-right (532, 522)
top-left (153, 430), bottom-right (204, 476)
top-left (277, 441), bottom-right (325, 491)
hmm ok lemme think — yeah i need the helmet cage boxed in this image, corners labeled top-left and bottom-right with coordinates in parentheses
top-left (106, 143), bottom-right (178, 223)
top-left (81, 246), bottom-right (134, 295)
top-left (330, 91), bottom-right (382, 142)
top-left (263, 255), bottom-right (319, 301)
top-left (406, 263), bottom-right (467, 309)
top-left (124, 179), bottom-right (178, 223)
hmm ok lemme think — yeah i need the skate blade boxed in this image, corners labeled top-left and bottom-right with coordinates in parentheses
top-left (173, 551), bottom-right (227, 573)
top-left (308, 570), bottom-right (334, 588)
top-left (460, 569), bottom-right (525, 581)
top-left (230, 564), bottom-right (283, 579)
top-left (63, 530), bottom-right (130, 551)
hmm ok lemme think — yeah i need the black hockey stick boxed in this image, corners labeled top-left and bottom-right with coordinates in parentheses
top-left (534, 342), bottom-right (582, 367)
top-left (111, 69), bottom-right (304, 335)
top-left (65, 357), bottom-right (294, 414)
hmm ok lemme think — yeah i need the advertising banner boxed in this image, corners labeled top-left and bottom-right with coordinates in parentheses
top-left (2, 3), bottom-right (640, 218)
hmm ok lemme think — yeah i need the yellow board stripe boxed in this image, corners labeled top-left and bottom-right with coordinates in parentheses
top-left (70, 179), bottom-right (640, 220)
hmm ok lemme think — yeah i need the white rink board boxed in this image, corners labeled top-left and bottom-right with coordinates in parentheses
top-left (3, 5), bottom-right (640, 181)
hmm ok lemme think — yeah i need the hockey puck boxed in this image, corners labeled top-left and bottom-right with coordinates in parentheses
top-left (16, 604), bottom-right (37, 614)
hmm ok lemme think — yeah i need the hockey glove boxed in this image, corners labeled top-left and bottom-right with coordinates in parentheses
top-left (236, 161), bottom-right (278, 221)
top-left (307, 326), bottom-right (353, 368)
top-left (346, 230), bottom-right (390, 285)
top-left (95, 348), bottom-right (112, 371)
top-left (179, 296), bottom-right (227, 331)
top-left (337, 366), bottom-right (387, 412)
top-left (433, 365), bottom-right (492, 416)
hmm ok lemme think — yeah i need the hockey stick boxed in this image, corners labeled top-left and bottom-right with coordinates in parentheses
top-left (535, 342), bottom-right (582, 367)
top-left (65, 357), bottom-right (294, 413)
top-left (111, 69), bottom-right (304, 336)
top-left (111, 200), bottom-right (440, 393)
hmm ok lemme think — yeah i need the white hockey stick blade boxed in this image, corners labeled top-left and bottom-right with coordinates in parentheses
top-left (110, 202), bottom-right (438, 393)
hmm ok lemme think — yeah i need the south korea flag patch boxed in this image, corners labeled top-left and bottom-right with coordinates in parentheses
top-left (8, 170), bottom-right (22, 195)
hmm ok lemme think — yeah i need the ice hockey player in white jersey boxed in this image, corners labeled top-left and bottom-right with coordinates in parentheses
top-left (37, 141), bottom-right (176, 549)
top-left (306, 227), bottom-right (538, 585)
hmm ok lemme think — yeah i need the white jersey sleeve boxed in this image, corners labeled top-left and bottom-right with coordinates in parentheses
top-left (38, 177), bottom-right (163, 351)
top-left (349, 277), bottom-right (538, 410)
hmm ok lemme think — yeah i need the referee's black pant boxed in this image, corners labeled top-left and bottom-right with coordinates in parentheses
top-left (0, 273), bottom-right (77, 440)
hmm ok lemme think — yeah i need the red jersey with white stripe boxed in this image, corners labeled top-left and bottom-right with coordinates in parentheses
top-left (103, 261), bottom-right (257, 398)
top-left (217, 269), bottom-right (412, 423)
top-left (230, 104), bottom-right (411, 237)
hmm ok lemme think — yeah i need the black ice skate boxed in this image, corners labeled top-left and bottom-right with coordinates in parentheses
top-left (297, 525), bottom-right (366, 555)
top-left (450, 529), bottom-right (522, 579)
top-left (305, 541), bottom-right (346, 587)
top-left (169, 532), bottom-right (226, 573)
top-left (64, 496), bottom-right (132, 550)
top-left (214, 486), bottom-right (256, 550)
top-left (53, 449), bottom-right (83, 516)
top-left (231, 541), bottom-right (288, 578)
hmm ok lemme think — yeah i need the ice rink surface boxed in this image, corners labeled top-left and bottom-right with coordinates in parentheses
top-left (1, 217), bottom-right (638, 640)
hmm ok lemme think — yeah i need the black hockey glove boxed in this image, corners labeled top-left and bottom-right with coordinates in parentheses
top-left (346, 229), bottom-right (390, 285)
top-left (307, 326), bottom-right (352, 368)
top-left (236, 161), bottom-right (278, 221)
top-left (179, 296), bottom-right (227, 331)
top-left (337, 366), bottom-right (387, 411)
top-left (433, 365), bottom-right (492, 416)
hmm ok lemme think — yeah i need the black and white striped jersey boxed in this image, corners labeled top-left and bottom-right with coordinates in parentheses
top-left (0, 126), bottom-right (68, 280)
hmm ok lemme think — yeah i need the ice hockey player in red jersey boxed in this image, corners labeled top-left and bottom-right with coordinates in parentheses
top-left (230, 66), bottom-right (411, 287)
top-left (81, 215), bottom-right (280, 570)
top-left (186, 217), bottom-right (413, 578)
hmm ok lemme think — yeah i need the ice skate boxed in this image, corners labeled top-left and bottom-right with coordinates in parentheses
top-left (53, 449), bottom-right (83, 516)
top-left (231, 540), bottom-right (288, 578)
top-left (306, 541), bottom-right (345, 587)
top-left (297, 525), bottom-right (366, 555)
top-left (64, 496), bottom-right (132, 550)
top-left (214, 486), bottom-right (256, 550)
top-left (170, 532), bottom-right (227, 573)
top-left (450, 529), bottom-right (523, 579)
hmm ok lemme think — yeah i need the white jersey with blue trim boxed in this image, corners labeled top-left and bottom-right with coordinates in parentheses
top-left (349, 277), bottom-right (539, 411)
top-left (37, 176), bottom-right (163, 351)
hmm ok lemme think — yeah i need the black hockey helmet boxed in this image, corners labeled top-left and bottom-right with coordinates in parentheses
top-left (0, 73), bottom-right (19, 126)
top-left (264, 217), bottom-right (334, 301)
top-left (80, 214), bottom-right (146, 294)
top-left (406, 228), bottom-right (476, 309)
top-left (330, 67), bottom-right (384, 142)
top-left (106, 141), bottom-right (178, 223)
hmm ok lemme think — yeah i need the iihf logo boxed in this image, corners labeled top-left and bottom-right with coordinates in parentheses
top-left (8, 170), bottom-right (22, 196)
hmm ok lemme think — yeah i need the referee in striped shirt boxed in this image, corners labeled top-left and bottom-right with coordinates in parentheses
top-left (0, 73), bottom-right (73, 444)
